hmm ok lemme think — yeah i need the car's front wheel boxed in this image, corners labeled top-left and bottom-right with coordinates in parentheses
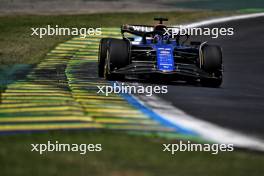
top-left (104, 38), bottom-right (130, 80)
top-left (199, 44), bottom-right (223, 87)
top-left (98, 38), bottom-right (111, 77)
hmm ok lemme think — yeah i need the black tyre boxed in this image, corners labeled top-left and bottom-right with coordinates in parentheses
top-left (98, 38), bottom-right (111, 77)
top-left (200, 44), bottom-right (222, 71)
top-left (104, 38), bottom-right (130, 80)
top-left (200, 44), bottom-right (223, 87)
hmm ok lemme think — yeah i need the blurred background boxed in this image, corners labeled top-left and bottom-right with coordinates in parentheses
top-left (1, 0), bottom-right (264, 14)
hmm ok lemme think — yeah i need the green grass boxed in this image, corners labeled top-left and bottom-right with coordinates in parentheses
top-left (0, 130), bottom-right (263, 176)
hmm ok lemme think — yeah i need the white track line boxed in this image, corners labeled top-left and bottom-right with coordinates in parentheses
top-left (130, 13), bottom-right (264, 151)
top-left (183, 12), bottom-right (264, 28)
top-left (133, 94), bottom-right (264, 151)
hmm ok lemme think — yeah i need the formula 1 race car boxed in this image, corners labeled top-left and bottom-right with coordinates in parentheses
top-left (98, 18), bottom-right (223, 87)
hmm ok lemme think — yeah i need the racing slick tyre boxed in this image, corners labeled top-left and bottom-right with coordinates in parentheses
top-left (98, 38), bottom-right (110, 77)
top-left (200, 44), bottom-right (222, 71)
top-left (104, 38), bottom-right (130, 80)
top-left (200, 44), bottom-right (223, 87)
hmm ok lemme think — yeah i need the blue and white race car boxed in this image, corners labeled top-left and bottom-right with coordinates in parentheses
top-left (98, 18), bottom-right (223, 87)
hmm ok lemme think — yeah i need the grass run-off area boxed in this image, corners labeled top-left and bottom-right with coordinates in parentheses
top-left (0, 130), bottom-right (263, 176)
top-left (1, 11), bottom-right (263, 176)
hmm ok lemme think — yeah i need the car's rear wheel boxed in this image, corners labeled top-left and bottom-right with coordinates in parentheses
top-left (98, 38), bottom-right (111, 77)
top-left (104, 38), bottom-right (130, 80)
top-left (199, 44), bottom-right (223, 87)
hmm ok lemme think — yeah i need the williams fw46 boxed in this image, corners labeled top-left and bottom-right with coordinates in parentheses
top-left (98, 18), bottom-right (223, 87)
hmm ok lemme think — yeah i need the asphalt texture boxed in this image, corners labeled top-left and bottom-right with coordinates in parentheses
top-left (156, 17), bottom-right (264, 139)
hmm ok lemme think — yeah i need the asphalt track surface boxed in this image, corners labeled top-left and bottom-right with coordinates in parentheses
top-left (156, 16), bottom-right (264, 139)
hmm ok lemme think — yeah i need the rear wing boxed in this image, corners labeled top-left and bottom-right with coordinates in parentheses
top-left (121, 24), bottom-right (182, 35)
top-left (121, 24), bottom-right (154, 36)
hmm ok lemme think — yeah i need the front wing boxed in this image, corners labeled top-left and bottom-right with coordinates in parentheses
top-left (112, 62), bottom-right (217, 80)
